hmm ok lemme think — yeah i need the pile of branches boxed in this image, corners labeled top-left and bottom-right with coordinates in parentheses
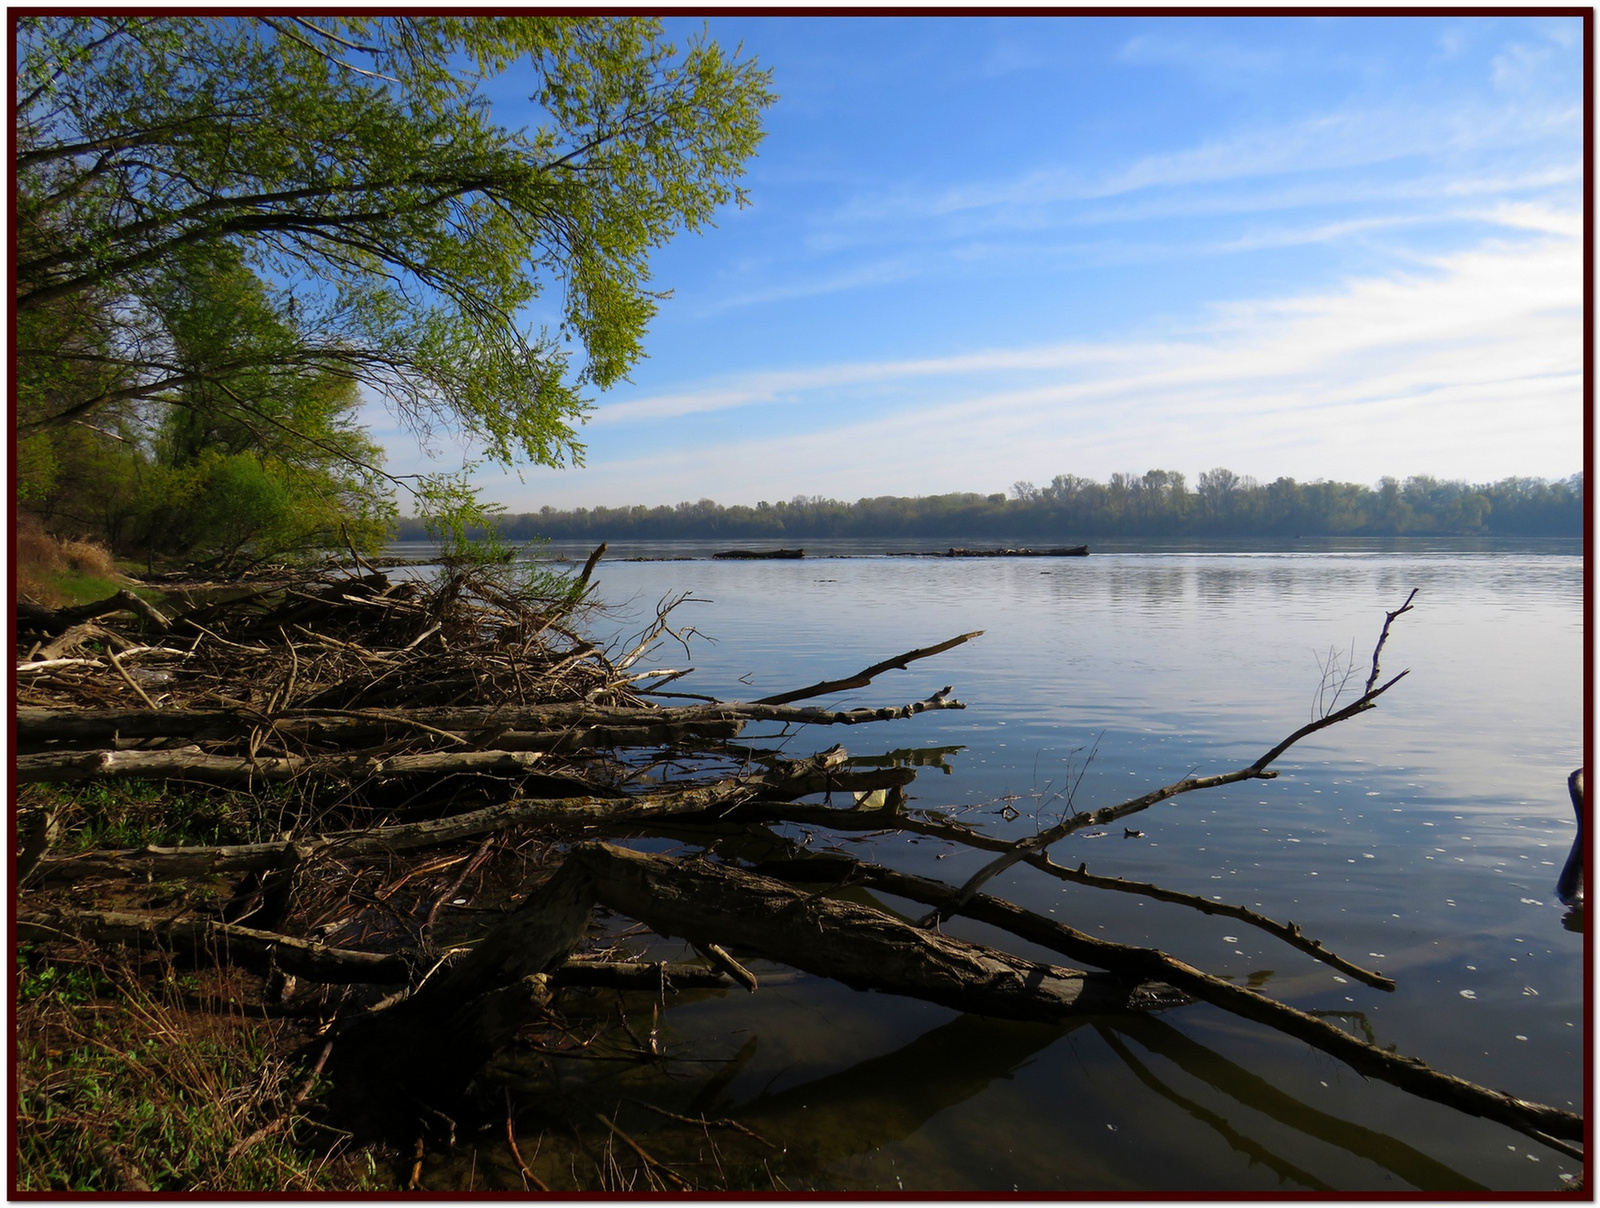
top-left (13, 566), bottom-right (1584, 1188)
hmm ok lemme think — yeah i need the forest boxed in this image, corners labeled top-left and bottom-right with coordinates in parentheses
top-left (394, 469), bottom-right (1584, 545)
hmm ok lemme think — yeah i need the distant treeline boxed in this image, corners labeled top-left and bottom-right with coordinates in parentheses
top-left (394, 470), bottom-right (1584, 543)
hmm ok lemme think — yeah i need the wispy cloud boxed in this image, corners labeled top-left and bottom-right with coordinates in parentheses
top-left (502, 210), bottom-right (1579, 508)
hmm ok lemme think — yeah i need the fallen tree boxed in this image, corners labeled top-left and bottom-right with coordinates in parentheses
top-left (14, 568), bottom-right (1584, 1188)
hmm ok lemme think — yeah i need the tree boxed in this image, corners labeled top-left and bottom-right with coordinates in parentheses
top-left (16, 16), bottom-right (774, 530)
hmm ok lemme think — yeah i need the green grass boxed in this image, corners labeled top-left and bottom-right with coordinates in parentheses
top-left (35, 568), bottom-right (128, 607)
top-left (22, 781), bottom-right (262, 853)
top-left (15, 951), bottom-right (373, 1192)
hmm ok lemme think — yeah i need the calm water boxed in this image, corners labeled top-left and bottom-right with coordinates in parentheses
top-left (395, 538), bottom-right (1585, 1191)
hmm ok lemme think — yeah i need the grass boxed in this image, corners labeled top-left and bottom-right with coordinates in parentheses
top-left (21, 780), bottom-right (267, 854)
top-left (14, 772), bottom-right (393, 1191)
top-left (16, 518), bottom-right (129, 607)
top-left (14, 947), bottom-right (378, 1192)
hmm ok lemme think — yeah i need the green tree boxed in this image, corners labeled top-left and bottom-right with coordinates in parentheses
top-left (16, 16), bottom-right (773, 528)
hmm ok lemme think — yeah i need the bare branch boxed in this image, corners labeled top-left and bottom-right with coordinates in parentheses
top-left (754, 630), bottom-right (984, 706)
top-left (928, 596), bottom-right (1417, 924)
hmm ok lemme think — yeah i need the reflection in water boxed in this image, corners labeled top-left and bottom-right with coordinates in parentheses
top-left (1102, 1015), bottom-right (1487, 1192)
top-left (845, 744), bottom-right (967, 774)
top-left (725, 1013), bottom-right (1072, 1168)
top-left (419, 542), bottom-right (1581, 1191)
top-left (1095, 1026), bottom-right (1334, 1192)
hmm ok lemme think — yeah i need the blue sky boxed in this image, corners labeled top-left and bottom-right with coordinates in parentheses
top-left (374, 15), bottom-right (1584, 512)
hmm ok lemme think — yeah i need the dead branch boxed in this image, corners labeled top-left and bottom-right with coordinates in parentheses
top-left (1364, 588), bottom-right (1418, 695)
top-left (745, 850), bottom-right (1580, 1149)
top-left (754, 631), bottom-right (983, 706)
top-left (935, 595), bottom-right (1417, 922)
top-left (16, 906), bottom-right (414, 984)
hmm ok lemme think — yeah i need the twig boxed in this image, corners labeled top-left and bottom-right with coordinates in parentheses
top-left (225, 1038), bottom-right (333, 1160)
top-left (104, 646), bottom-right (159, 711)
top-left (591, 1110), bottom-right (690, 1189)
top-left (1364, 588), bottom-right (1418, 695)
top-left (504, 1090), bottom-right (551, 1191)
top-left (624, 1098), bottom-right (775, 1146)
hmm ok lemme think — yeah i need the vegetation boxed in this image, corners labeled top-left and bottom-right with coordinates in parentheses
top-left (16, 16), bottom-right (774, 566)
top-left (16, 943), bottom-right (375, 1192)
top-left (394, 468), bottom-right (1585, 544)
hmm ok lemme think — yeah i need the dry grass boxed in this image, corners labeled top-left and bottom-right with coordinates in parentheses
top-left (14, 947), bottom-right (373, 1192)
top-left (16, 515), bottom-right (122, 605)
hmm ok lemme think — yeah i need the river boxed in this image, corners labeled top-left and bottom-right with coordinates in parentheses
top-left (390, 536), bottom-right (1584, 1192)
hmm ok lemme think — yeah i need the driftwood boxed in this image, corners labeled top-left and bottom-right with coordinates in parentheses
top-left (17, 906), bottom-right (414, 984)
top-left (746, 852), bottom-right (1582, 1149)
top-left (331, 841), bottom-right (1187, 1103)
top-left (26, 752), bottom-right (911, 885)
top-left (712, 548), bottom-right (803, 560)
top-left (15, 747), bottom-right (555, 785)
top-left (17, 576), bottom-right (1585, 1176)
top-left (15, 694), bottom-right (966, 751)
top-left (18, 588), bottom-right (172, 637)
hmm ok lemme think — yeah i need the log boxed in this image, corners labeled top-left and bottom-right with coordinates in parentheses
top-left (15, 747), bottom-right (554, 785)
top-left (27, 760), bottom-right (893, 884)
top-left (746, 852), bottom-right (1582, 1148)
top-left (14, 692), bottom-right (966, 748)
top-left (17, 588), bottom-right (171, 636)
top-left (571, 843), bottom-right (1183, 1021)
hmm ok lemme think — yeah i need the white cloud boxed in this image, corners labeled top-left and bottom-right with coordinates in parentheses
top-left (498, 211), bottom-right (1580, 509)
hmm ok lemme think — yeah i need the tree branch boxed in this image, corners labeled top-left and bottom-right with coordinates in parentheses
top-left (929, 597), bottom-right (1416, 924)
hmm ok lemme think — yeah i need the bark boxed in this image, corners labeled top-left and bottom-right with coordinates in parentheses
top-left (14, 694), bottom-right (965, 750)
top-left (571, 843), bottom-right (1184, 1021)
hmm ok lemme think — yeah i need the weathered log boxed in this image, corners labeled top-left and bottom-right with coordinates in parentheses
top-left (16, 906), bottom-right (414, 984)
top-left (27, 759), bottom-right (903, 884)
top-left (17, 588), bottom-right (171, 636)
top-left (29, 773), bottom-right (914, 888)
top-left (14, 692), bottom-right (965, 748)
top-left (571, 843), bottom-right (1183, 1021)
top-left (747, 852), bottom-right (1582, 1149)
top-left (14, 747), bottom-right (554, 785)
top-left (321, 840), bottom-right (1187, 1128)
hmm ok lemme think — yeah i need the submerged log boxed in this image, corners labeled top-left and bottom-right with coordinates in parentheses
top-left (712, 548), bottom-right (804, 560)
top-left (328, 842), bottom-right (1186, 1121)
top-left (748, 852), bottom-right (1583, 1148)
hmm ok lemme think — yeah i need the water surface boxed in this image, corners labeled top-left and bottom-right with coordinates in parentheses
top-left (400, 538), bottom-right (1585, 1191)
